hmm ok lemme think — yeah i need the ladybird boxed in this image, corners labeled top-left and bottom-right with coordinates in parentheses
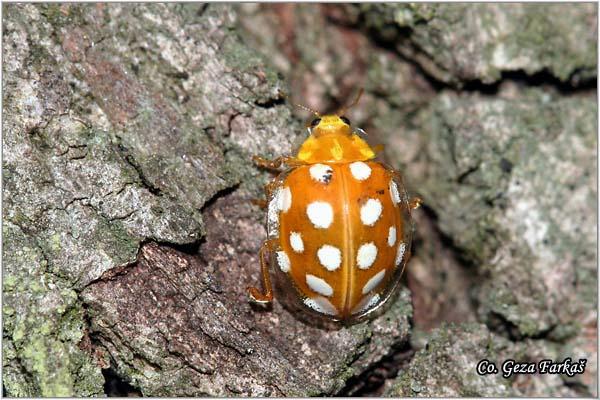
top-left (248, 90), bottom-right (421, 324)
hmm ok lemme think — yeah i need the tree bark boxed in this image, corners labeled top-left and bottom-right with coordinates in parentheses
top-left (3, 3), bottom-right (597, 397)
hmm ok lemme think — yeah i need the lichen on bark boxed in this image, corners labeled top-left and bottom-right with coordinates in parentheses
top-left (420, 92), bottom-right (597, 339)
top-left (354, 3), bottom-right (597, 86)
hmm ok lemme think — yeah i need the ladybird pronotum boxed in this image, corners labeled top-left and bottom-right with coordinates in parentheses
top-left (249, 90), bottom-right (421, 324)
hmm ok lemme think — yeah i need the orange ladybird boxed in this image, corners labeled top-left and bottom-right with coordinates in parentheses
top-left (249, 91), bottom-right (421, 324)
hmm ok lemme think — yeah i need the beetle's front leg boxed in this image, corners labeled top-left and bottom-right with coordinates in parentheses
top-left (252, 155), bottom-right (304, 171)
top-left (372, 144), bottom-right (385, 154)
top-left (247, 239), bottom-right (279, 304)
top-left (250, 180), bottom-right (279, 209)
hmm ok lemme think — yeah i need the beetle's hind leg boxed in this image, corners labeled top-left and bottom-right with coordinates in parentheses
top-left (248, 239), bottom-right (279, 304)
top-left (409, 197), bottom-right (422, 210)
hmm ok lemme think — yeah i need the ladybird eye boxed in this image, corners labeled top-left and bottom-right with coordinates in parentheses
top-left (310, 118), bottom-right (321, 127)
top-left (340, 116), bottom-right (351, 125)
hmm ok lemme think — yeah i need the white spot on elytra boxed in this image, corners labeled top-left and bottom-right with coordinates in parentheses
top-left (360, 198), bottom-right (382, 226)
top-left (306, 201), bottom-right (334, 229)
top-left (395, 242), bottom-right (406, 266)
top-left (352, 293), bottom-right (381, 315)
top-left (390, 181), bottom-right (401, 205)
top-left (280, 187), bottom-right (292, 212)
top-left (356, 242), bottom-right (378, 270)
top-left (362, 270), bottom-right (386, 294)
top-left (304, 297), bottom-right (338, 315)
top-left (276, 251), bottom-right (290, 272)
top-left (349, 161), bottom-right (371, 181)
top-left (290, 232), bottom-right (304, 253)
top-left (387, 227), bottom-right (397, 247)
top-left (309, 163), bottom-right (333, 184)
top-left (317, 244), bottom-right (342, 271)
top-left (306, 274), bottom-right (333, 297)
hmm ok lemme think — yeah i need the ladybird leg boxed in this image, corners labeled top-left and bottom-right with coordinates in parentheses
top-left (252, 155), bottom-right (304, 171)
top-left (390, 170), bottom-right (423, 210)
top-left (372, 144), bottom-right (385, 154)
top-left (409, 197), bottom-right (423, 210)
top-left (251, 199), bottom-right (268, 208)
top-left (247, 239), bottom-right (278, 304)
top-left (263, 180), bottom-right (278, 198)
top-left (250, 180), bottom-right (279, 209)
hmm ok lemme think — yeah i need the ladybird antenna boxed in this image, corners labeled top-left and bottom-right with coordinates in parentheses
top-left (295, 103), bottom-right (321, 117)
top-left (336, 88), bottom-right (364, 115)
top-left (277, 89), bottom-right (321, 117)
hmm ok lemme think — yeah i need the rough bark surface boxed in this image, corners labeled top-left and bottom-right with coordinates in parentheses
top-left (352, 3), bottom-right (597, 86)
top-left (81, 195), bottom-right (411, 396)
top-left (3, 3), bottom-right (597, 397)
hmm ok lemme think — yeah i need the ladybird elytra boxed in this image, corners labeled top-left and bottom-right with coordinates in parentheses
top-left (249, 91), bottom-right (420, 324)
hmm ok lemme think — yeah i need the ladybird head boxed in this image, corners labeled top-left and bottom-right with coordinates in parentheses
top-left (295, 90), bottom-right (375, 164)
top-left (308, 114), bottom-right (353, 137)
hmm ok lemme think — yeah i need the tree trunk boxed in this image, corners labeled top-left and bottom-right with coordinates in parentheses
top-left (3, 3), bottom-right (597, 397)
